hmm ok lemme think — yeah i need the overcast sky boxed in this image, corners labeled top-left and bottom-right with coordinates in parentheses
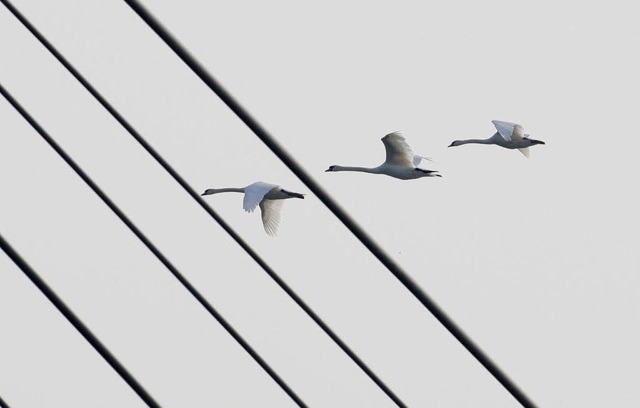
top-left (1, 1), bottom-right (639, 407)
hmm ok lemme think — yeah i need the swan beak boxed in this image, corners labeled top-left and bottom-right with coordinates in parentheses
top-left (447, 142), bottom-right (454, 147)
top-left (281, 189), bottom-right (304, 199)
top-left (201, 190), bottom-right (212, 196)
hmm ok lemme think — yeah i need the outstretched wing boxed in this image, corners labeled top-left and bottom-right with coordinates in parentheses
top-left (517, 147), bottom-right (530, 158)
top-left (242, 182), bottom-right (276, 212)
top-left (492, 120), bottom-right (525, 141)
top-left (260, 199), bottom-right (284, 236)
top-left (381, 132), bottom-right (415, 167)
top-left (412, 155), bottom-right (434, 166)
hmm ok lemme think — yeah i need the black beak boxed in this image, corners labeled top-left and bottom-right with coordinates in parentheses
top-left (282, 189), bottom-right (304, 199)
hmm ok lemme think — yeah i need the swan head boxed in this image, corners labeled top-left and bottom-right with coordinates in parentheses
top-left (415, 168), bottom-right (442, 177)
top-left (325, 165), bottom-right (339, 172)
top-left (201, 189), bottom-right (215, 196)
top-left (448, 140), bottom-right (462, 147)
top-left (280, 189), bottom-right (305, 199)
top-left (523, 133), bottom-right (545, 145)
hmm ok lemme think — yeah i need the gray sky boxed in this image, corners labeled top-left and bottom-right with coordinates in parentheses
top-left (1, 0), bottom-right (639, 407)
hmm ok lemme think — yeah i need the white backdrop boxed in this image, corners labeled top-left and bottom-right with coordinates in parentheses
top-left (1, 1), bottom-right (639, 407)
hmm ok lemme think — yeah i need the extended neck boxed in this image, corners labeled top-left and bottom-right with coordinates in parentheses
top-left (201, 187), bottom-right (244, 196)
top-left (330, 165), bottom-right (380, 174)
top-left (456, 138), bottom-right (493, 145)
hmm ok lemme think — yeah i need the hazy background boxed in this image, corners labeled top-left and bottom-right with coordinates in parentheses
top-left (1, 0), bottom-right (639, 407)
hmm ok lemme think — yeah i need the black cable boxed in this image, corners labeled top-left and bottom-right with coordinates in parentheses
top-left (0, 394), bottom-right (11, 408)
top-left (0, 82), bottom-right (307, 408)
top-left (0, 2), bottom-right (407, 406)
top-left (0, 233), bottom-right (161, 408)
top-left (120, 1), bottom-right (538, 407)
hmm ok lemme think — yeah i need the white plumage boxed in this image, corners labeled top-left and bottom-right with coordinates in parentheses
top-left (202, 181), bottom-right (304, 236)
top-left (326, 131), bottom-right (440, 180)
top-left (449, 120), bottom-right (545, 158)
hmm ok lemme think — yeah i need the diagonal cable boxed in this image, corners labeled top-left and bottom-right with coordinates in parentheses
top-left (0, 1), bottom-right (407, 406)
top-left (120, 1), bottom-right (538, 407)
top-left (0, 393), bottom-right (11, 408)
top-left (0, 82), bottom-right (307, 408)
top-left (0, 232), bottom-right (161, 408)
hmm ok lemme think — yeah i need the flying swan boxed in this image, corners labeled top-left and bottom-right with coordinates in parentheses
top-left (201, 181), bottom-right (304, 236)
top-left (325, 131), bottom-right (441, 179)
top-left (448, 120), bottom-right (545, 158)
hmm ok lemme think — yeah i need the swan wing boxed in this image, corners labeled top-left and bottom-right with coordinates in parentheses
top-left (517, 147), bottom-right (530, 158)
top-left (243, 182), bottom-right (276, 212)
top-left (260, 199), bottom-right (283, 236)
top-left (412, 154), bottom-right (434, 166)
top-left (492, 120), bottom-right (525, 141)
top-left (512, 124), bottom-right (525, 139)
top-left (381, 132), bottom-right (414, 167)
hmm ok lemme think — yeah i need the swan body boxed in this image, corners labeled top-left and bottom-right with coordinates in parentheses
top-left (201, 181), bottom-right (303, 236)
top-left (448, 120), bottom-right (545, 158)
top-left (325, 132), bottom-right (441, 180)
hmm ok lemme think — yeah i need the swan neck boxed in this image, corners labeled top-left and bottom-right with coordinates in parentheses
top-left (458, 138), bottom-right (493, 145)
top-left (332, 166), bottom-right (379, 174)
top-left (205, 187), bottom-right (245, 194)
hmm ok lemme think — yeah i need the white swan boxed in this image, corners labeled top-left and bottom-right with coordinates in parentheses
top-left (201, 181), bottom-right (304, 236)
top-left (448, 120), bottom-right (545, 158)
top-left (325, 131), bottom-right (441, 179)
